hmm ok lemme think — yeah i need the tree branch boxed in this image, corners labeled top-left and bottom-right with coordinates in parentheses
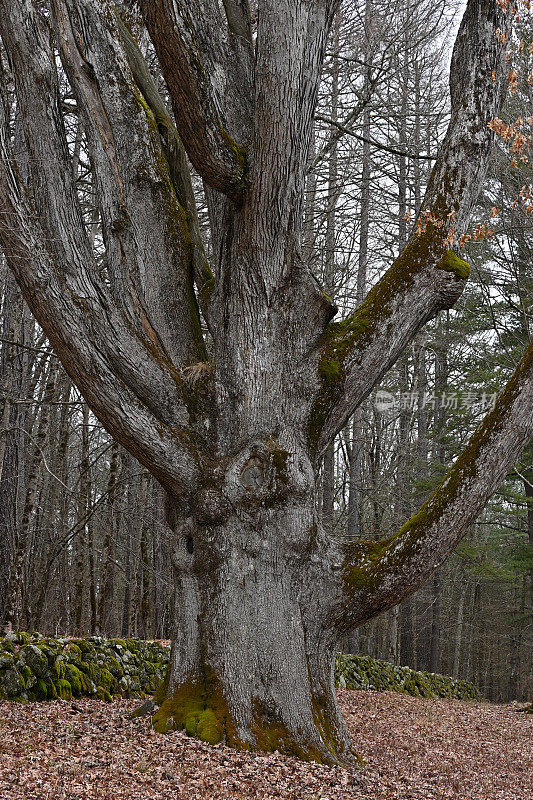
top-left (139, 0), bottom-right (249, 199)
top-left (334, 336), bottom-right (533, 633)
top-left (0, 112), bottom-right (200, 496)
top-left (0, 0), bottom-right (205, 495)
top-left (314, 113), bottom-right (434, 161)
top-left (51, 0), bottom-right (207, 370)
top-left (312, 0), bottom-right (513, 462)
top-left (114, 13), bottom-right (213, 298)
top-left (247, 0), bottom-right (338, 269)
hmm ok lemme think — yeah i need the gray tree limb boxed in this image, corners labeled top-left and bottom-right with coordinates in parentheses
top-left (334, 337), bottom-right (533, 632)
top-left (139, 0), bottom-right (250, 199)
top-left (314, 0), bottom-right (514, 462)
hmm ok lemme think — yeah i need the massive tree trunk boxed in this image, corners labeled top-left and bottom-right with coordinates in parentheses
top-left (156, 471), bottom-right (353, 762)
top-left (0, 0), bottom-right (532, 765)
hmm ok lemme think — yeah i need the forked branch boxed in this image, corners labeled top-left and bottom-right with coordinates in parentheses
top-left (0, 0), bottom-right (206, 495)
top-left (0, 109), bottom-right (200, 496)
top-left (115, 13), bottom-right (213, 297)
top-left (51, 0), bottom-right (207, 370)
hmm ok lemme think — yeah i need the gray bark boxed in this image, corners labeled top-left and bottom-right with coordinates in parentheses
top-left (73, 403), bottom-right (90, 635)
top-left (2, 359), bottom-right (58, 629)
top-left (0, 270), bottom-right (23, 613)
top-left (525, 476), bottom-right (533, 610)
top-left (97, 440), bottom-right (119, 635)
top-left (347, 0), bottom-right (372, 544)
top-left (321, 26), bottom-right (340, 536)
top-left (0, 0), bottom-right (528, 765)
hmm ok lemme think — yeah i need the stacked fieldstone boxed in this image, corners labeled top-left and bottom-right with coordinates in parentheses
top-left (335, 653), bottom-right (481, 700)
top-left (0, 634), bottom-right (481, 704)
top-left (0, 633), bottom-right (169, 702)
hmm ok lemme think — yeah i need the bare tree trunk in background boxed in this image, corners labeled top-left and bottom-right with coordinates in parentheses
top-left (508, 578), bottom-right (527, 701)
top-left (0, 270), bottom-right (23, 614)
top-left (131, 471), bottom-right (149, 637)
top-left (430, 326), bottom-right (448, 673)
top-left (138, 477), bottom-right (153, 639)
top-left (525, 475), bottom-right (533, 611)
top-left (97, 439), bottom-right (119, 634)
top-left (2, 358), bottom-right (58, 630)
top-left (465, 581), bottom-right (480, 683)
top-left (345, 9), bottom-right (371, 650)
top-left (151, 480), bottom-right (171, 639)
top-left (452, 580), bottom-right (467, 678)
top-left (321, 15), bottom-right (340, 536)
top-left (32, 374), bottom-right (72, 632)
top-left (27, 368), bottom-right (64, 630)
top-left (397, 356), bottom-right (414, 666)
top-left (73, 403), bottom-right (89, 634)
top-left (87, 462), bottom-right (97, 635)
top-left (395, 16), bottom-right (414, 666)
top-left (347, 0), bottom-right (372, 547)
top-left (121, 452), bottom-right (140, 638)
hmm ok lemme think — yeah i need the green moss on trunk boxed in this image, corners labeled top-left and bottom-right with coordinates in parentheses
top-left (152, 668), bottom-right (232, 745)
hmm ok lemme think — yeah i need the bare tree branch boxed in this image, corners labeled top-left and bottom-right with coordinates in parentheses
top-left (334, 336), bottom-right (533, 632)
top-left (0, 120), bottom-right (200, 495)
top-left (313, 0), bottom-right (513, 462)
top-left (139, 0), bottom-right (250, 199)
top-left (314, 113), bottom-right (435, 161)
top-left (0, 0), bottom-right (203, 495)
top-left (115, 12), bottom-right (213, 298)
top-left (51, 0), bottom-right (206, 370)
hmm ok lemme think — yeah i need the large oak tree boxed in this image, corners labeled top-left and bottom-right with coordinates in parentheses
top-left (1, 0), bottom-right (532, 765)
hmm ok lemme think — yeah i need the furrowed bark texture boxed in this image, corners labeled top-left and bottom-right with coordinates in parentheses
top-left (0, 0), bottom-right (529, 765)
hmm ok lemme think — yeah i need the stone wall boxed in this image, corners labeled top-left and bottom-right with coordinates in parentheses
top-left (335, 654), bottom-right (481, 700)
top-left (0, 633), bottom-right (169, 702)
top-left (0, 634), bottom-right (481, 703)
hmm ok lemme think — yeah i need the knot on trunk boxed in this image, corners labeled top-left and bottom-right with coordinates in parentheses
top-left (224, 438), bottom-right (312, 512)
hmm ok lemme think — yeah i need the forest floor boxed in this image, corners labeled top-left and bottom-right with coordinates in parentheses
top-left (0, 690), bottom-right (531, 799)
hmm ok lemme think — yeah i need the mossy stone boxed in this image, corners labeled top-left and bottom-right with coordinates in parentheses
top-left (98, 668), bottom-right (115, 692)
top-left (334, 653), bottom-right (480, 701)
top-left (1, 635), bottom-right (169, 703)
top-left (96, 685), bottom-right (112, 702)
top-left (51, 658), bottom-right (66, 680)
top-left (56, 679), bottom-right (72, 700)
top-left (1, 668), bottom-right (25, 697)
top-left (0, 654), bottom-right (15, 670)
top-left (65, 665), bottom-right (83, 697)
top-left (38, 644), bottom-right (59, 665)
top-left (106, 656), bottom-right (124, 679)
top-left (20, 644), bottom-right (49, 677)
top-left (45, 679), bottom-right (57, 699)
top-left (64, 643), bottom-right (82, 666)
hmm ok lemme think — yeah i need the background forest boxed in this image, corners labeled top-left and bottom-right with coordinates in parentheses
top-left (0, 0), bottom-right (531, 703)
